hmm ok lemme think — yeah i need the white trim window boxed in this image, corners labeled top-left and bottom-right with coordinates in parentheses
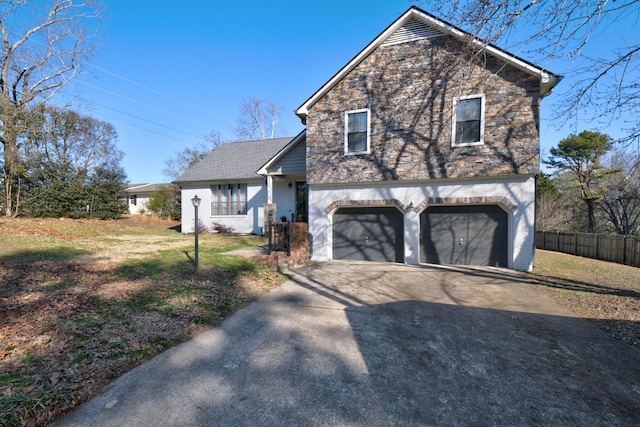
top-left (344, 108), bottom-right (370, 154)
top-left (211, 184), bottom-right (247, 215)
top-left (452, 94), bottom-right (485, 147)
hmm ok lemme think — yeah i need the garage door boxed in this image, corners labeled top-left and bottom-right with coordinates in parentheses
top-left (420, 205), bottom-right (508, 267)
top-left (333, 207), bottom-right (404, 262)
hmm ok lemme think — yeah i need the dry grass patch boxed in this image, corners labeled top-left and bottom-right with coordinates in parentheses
top-left (531, 250), bottom-right (640, 346)
top-left (0, 217), bottom-right (285, 426)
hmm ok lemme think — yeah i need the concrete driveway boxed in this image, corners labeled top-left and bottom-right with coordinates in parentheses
top-left (57, 261), bottom-right (640, 426)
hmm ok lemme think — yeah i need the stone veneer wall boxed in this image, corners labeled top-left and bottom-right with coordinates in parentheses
top-left (306, 36), bottom-right (541, 185)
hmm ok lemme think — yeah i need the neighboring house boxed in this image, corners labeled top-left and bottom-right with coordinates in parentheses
top-left (124, 183), bottom-right (169, 215)
top-left (177, 6), bottom-right (561, 271)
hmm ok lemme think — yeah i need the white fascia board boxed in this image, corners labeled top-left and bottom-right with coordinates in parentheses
top-left (126, 184), bottom-right (151, 191)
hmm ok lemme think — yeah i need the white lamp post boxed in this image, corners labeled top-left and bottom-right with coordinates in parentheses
top-left (191, 195), bottom-right (201, 270)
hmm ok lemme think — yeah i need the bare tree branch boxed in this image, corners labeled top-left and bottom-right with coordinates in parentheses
top-left (163, 130), bottom-right (224, 180)
top-left (234, 98), bottom-right (285, 140)
top-left (419, 0), bottom-right (640, 145)
top-left (0, 0), bottom-right (102, 216)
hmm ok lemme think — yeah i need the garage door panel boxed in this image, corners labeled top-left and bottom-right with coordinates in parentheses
top-left (421, 205), bottom-right (508, 267)
top-left (333, 207), bottom-right (404, 263)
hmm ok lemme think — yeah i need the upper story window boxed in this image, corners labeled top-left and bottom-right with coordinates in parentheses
top-left (452, 94), bottom-right (485, 147)
top-left (344, 108), bottom-right (370, 154)
top-left (211, 183), bottom-right (247, 215)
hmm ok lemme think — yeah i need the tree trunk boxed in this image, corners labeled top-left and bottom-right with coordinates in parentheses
top-left (586, 198), bottom-right (597, 233)
top-left (2, 110), bottom-right (23, 217)
top-left (3, 140), bottom-right (19, 217)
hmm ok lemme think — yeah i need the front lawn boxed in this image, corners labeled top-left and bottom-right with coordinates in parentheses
top-left (0, 217), bottom-right (285, 426)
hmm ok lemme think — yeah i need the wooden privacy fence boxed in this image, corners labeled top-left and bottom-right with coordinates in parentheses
top-left (536, 231), bottom-right (640, 268)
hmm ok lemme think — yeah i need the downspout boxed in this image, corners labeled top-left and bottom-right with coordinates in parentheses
top-left (533, 172), bottom-right (539, 271)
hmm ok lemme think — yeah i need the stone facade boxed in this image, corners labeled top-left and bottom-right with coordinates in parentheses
top-left (306, 36), bottom-right (541, 185)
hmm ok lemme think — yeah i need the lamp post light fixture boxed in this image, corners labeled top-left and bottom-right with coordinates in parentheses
top-left (191, 194), bottom-right (201, 270)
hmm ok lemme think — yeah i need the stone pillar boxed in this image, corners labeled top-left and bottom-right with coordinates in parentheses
top-left (264, 203), bottom-right (277, 224)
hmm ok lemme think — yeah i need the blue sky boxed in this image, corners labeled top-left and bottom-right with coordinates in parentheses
top-left (58, 0), bottom-right (632, 184)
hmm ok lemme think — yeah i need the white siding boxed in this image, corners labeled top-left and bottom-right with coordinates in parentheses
top-left (272, 179), bottom-right (297, 222)
top-left (181, 181), bottom-right (267, 235)
top-left (269, 142), bottom-right (306, 175)
top-left (308, 176), bottom-right (535, 271)
top-left (127, 194), bottom-right (152, 215)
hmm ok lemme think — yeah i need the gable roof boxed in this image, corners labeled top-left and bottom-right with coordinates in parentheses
top-left (295, 6), bottom-right (562, 122)
top-left (125, 183), bottom-right (170, 194)
top-left (174, 137), bottom-right (294, 184)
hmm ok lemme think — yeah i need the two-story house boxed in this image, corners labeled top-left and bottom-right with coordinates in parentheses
top-left (178, 6), bottom-right (561, 271)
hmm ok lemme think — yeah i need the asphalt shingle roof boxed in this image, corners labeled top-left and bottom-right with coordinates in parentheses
top-left (174, 137), bottom-right (294, 183)
top-left (125, 183), bottom-right (170, 193)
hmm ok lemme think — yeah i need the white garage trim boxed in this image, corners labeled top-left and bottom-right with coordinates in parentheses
top-left (414, 196), bottom-right (517, 213)
top-left (307, 176), bottom-right (535, 271)
top-left (324, 198), bottom-right (411, 215)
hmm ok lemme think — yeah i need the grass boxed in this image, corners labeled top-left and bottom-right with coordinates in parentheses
top-left (533, 249), bottom-right (640, 294)
top-left (531, 249), bottom-right (640, 346)
top-left (0, 373), bottom-right (23, 388)
top-left (3, 217), bottom-right (635, 425)
top-left (0, 216), bottom-right (286, 426)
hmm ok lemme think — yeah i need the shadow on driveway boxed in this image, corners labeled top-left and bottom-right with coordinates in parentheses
top-left (57, 262), bottom-right (640, 426)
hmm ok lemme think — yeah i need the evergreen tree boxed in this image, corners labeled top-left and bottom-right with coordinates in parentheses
top-left (89, 166), bottom-right (128, 219)
top-left (544, 130), bottom-right (619, 233)
top-left (21, 106), bottom-right (127, 218)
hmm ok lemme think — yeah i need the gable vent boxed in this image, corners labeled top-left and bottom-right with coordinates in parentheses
top-left (382, 17), bottom-right (443, 47)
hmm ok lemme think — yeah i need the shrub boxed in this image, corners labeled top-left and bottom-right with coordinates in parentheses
top-left (147, 185), bottom-right (181, 220)
top-left (212, 222), bottom-right (235, 234)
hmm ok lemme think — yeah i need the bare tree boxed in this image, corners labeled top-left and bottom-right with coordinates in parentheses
top-left (537, 191), bottom-right (573, 231)
top-left (600, 148), bottom-right (640, 234)
top-left (419, 0), bottom-right (640, 145)
top-left (163, 130), bottom-right (223, 180)
top-left (536, 172), bottom-right (572, 231)
top-left (0, 0), bottom-right (102, 217)
top-left (234, 98), bottom-right (285, 140)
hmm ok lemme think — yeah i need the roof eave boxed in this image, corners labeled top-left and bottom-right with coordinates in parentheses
top-left (173, 177), bottom-right (264, 186)
top-left (541, 74), bottom-right (563, 98)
